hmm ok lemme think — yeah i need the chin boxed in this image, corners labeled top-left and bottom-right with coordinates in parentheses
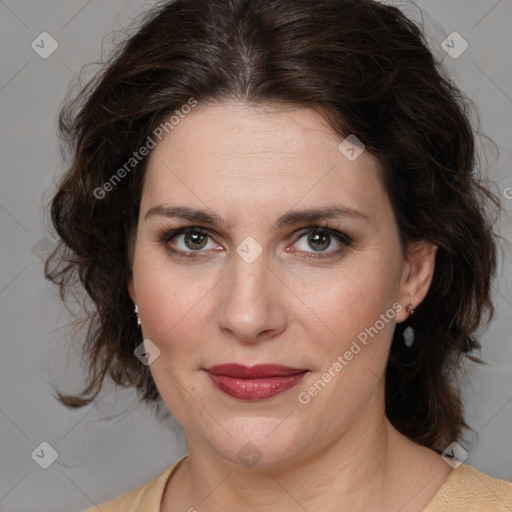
top-left (205, 416), bottom-right (305, 469)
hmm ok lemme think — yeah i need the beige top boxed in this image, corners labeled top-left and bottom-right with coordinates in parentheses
top-left (84, 457), bottom-right (512, 511)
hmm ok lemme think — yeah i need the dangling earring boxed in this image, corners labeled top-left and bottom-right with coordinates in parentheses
top-left (134, 304), bottom-right (141, 327)
top-left (403, 303), bottom-right (415, 347)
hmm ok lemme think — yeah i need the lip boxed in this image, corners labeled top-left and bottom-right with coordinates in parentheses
top-left (204, 364), bottom-right (309, 400)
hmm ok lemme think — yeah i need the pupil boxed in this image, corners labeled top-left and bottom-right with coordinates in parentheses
top-left (308, 232), bottom-right (330, 251)
top-left (185, 232), bottom-right (207, 250)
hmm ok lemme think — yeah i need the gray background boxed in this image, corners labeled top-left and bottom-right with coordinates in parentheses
top-left (0, 1), bottom-right (511, 511)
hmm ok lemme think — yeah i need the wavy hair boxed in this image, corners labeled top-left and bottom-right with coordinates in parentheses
top-left (46, 0), bottom-right (500, 451)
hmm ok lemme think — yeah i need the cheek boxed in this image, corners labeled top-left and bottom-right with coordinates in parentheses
top-left (295, 271), bottom-right (400, 425)
top-left (294, 257), bottom-right (402, 404)
top-left (299, 255), bottom-right (401, 340)
top-left (132, 254), bottom-right (213, 363)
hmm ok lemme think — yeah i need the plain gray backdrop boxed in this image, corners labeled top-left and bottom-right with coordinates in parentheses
top-left (1, 1), bottom-right (511, 511)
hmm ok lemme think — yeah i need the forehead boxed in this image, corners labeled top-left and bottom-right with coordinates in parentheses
top-left (142, 101), bottom-right (386, 222)
top-left (150, 101), bottom-right (343, 163)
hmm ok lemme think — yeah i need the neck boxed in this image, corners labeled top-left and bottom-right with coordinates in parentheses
top-left (164, 392), bottom-right (426, 511)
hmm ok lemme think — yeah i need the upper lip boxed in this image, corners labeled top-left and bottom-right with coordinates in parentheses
top-left (205, 364), bottom-right (308, 378)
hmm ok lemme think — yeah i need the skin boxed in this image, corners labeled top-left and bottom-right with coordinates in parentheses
top-left (127, 101), bottom-right (451, 511)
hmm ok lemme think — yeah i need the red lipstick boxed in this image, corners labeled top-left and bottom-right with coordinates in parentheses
top-left (205, 364), bottom-right (308, 400)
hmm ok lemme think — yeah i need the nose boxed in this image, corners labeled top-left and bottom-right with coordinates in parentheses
top-left (216, 255), bottom-right (288, 343)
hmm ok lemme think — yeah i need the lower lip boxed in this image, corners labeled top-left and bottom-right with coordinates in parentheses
top-left (206, 372), bottom-right (308, 400)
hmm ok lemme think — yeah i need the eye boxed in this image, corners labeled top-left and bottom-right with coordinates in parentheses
top-left (159, 227), bottom-right (223, 255)
top-left (290, 227), bottom-right (351, 256)
top-left (157, 225), bottom-right (350, 260)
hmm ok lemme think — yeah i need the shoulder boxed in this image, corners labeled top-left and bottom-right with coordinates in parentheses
top-left (424, 463), bottom-right (512, 511)
top-left (82, 456), bottom-right (187, 512)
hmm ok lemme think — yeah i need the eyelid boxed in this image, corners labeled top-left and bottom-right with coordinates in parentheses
top-left (293, 226), bottom-right (352, 244)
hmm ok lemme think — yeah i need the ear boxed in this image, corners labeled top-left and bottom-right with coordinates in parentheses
top-left (127, 275), bottom-right (136, 304)
top-left (395, 240), bottom-right (437, 323)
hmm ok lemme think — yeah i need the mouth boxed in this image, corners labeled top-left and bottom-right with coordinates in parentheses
top-left (204, 364), bottom-right (309, 400)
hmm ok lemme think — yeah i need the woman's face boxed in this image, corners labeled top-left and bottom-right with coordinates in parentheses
top-left (128, 101), bottom-right (428, 468)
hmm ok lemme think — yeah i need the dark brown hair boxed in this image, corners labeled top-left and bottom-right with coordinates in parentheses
top-left (46, 0), bottom-right (500, 451)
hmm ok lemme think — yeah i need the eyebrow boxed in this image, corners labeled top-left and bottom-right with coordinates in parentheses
top-left (144, 205), bottom-right (369, 227)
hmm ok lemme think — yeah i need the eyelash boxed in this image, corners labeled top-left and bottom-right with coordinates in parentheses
top-left (156, 226), bottom-right (352, 260)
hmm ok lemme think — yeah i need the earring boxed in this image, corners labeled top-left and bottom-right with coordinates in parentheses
top-left (403, 326), bottom-right (414, 347)
top-left (134, 304), bottom-right (141, 327)
top-left (403, 302), bottom-right (415, 347)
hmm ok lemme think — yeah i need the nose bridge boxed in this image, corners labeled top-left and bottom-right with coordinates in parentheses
top-left (230, 259), bottom-right (264, 303)
top-left (216, 250), bottom-right (286, 342)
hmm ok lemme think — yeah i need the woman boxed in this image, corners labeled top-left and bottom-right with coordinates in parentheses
top-left (46, 0), bottom-right (512, 510)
